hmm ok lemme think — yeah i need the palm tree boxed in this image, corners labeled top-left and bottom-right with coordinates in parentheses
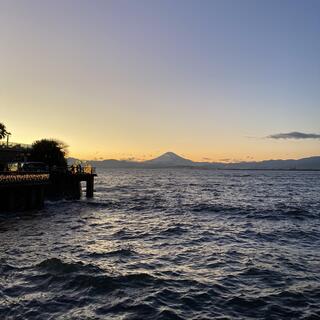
top-left (0, 122), bottom-right (8, 140)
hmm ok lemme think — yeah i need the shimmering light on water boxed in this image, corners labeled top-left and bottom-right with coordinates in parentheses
top-left (1, 169), bottom-right (320, 319)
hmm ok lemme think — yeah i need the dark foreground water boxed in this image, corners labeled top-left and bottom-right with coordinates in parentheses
top-left (1, 169), bottom-right (320, 319)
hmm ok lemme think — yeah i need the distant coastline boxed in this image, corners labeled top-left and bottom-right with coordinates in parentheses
top-left (69, 152), bottom-right (320, 171)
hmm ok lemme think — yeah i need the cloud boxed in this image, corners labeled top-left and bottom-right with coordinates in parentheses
top-left (267, 132), bottom-right (320, 140)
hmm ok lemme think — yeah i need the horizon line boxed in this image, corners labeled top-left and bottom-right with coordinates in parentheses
top-left (69, 152), bottom-right (320, 164)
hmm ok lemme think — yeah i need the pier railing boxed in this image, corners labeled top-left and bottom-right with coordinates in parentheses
top-left (0, 172), bottom-right (50, 185)
top-left (68, 165), bottom-right (96, 175)
top-left (0, 165), bottom-right (95, 186)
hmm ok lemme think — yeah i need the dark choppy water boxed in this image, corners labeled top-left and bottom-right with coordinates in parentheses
top-left (1, 169), bottom-right (320, 319)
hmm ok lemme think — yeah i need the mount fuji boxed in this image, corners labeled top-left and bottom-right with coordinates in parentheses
top-left (145, 152), bottom-right (194, 167)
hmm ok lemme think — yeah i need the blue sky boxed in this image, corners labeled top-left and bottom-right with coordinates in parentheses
top-left (1, 0), bottom-right (319, 160)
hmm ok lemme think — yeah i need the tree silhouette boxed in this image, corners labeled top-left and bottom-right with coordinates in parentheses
top-left (0, 122), bottom-right (8, 140)
top-left (30, 139), bottom-right (68, 168)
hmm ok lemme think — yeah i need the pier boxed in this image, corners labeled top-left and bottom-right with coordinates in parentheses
top-left (48, 166), bottom-right (97, 200)
top-left (0, 135), bottom-right (97, 211)
top-left (0, 166), bottom-right (97, 212)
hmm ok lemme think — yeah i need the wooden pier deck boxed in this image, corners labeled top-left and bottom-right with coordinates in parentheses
top-left (0, 167), bottom-right (97, 211)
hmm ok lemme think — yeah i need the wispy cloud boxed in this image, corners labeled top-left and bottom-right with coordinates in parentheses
top-left (218, 158), bottom-right (232, 162)
top-left (267, 132), bottom-right (320, 140)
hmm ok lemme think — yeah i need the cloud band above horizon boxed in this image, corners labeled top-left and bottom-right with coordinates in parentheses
top-left (268, 132), bottom-right (320, 140)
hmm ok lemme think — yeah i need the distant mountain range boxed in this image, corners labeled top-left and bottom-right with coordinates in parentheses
top-left (68, 152), bottom-right (320, 170)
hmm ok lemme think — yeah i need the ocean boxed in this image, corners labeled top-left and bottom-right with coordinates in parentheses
top-left (1, 169), bottom-right (320, 319)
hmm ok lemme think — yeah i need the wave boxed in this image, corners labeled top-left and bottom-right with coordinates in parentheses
top-left (85, 200), bottom-right (122, 210)
top-left (89, 248), bottom-right (138, 258)
top-left (159, 226), bottom-right (189, 236)
top-left (191, 203), bottom-right (226, 213)
top-left (36, 257), bottom-right (103, 274)
top-left (189, 202), bottom-right (318, 221)
top-left (33, 258), bottom-right (166, 296)
top-left (0, 261), bottom-right (16, 273)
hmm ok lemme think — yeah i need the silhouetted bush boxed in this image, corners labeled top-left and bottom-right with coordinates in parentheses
top-left (30, 139), bottom-right (68, 168)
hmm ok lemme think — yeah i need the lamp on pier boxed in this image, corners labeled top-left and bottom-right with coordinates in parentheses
top-left (6, 132), bottom-right (11, 147)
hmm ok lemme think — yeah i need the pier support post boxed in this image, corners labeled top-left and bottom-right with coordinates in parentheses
top-left (37, 186), bottom-right (45, 208)
top-left (8, 191), bottom-right (15, 211)
top-left (86, 177), bottom-right (94, 198)
top-left (75, 180), bottom-right (81, 199)
top-left (27, 188), bottom-right (35, 209)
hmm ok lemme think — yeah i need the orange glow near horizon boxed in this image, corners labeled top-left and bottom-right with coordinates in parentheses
top-left (3, 119), bottom-right (319, 163)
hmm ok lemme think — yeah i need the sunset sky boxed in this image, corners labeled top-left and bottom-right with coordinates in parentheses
top-left (1, 0), bottom-right (319, 162)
